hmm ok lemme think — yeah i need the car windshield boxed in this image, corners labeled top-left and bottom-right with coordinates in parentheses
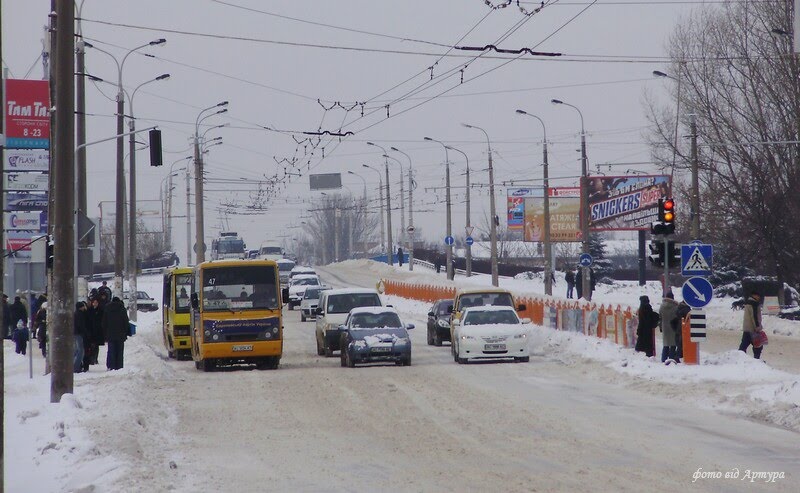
top-left (293, 278), bottom-right (319, 286)
top-left (277, 261), bottom-right (295, 272)
top-left (436, 302), bottom-right (453, 315)
top-left (202, 266), bottom-right (279, 311)
top-left (175, 273), bottom-right (192, 313)
top-left (459, 292), bottom-right (514, 310)
top-left (463, 310), bottom-right (519, 325)
top-left (260, 246), bottom-right (282, 256)
top-left (327, 293), bottom-right (381, 314)
top-left (304, 288), bottom-right (323, 300)
top-left (349, 312), bottom-right (402, 329)
top-left (217, 238), bottom-right (245, 254)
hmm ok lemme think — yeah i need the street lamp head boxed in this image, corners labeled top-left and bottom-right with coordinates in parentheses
top-left (772, 28), bottom-right (791, 37)
top-left (362, 164), bottom-right (370, 169)
top-left (515, 109), bottom-right (527, 115)
top-left (550, 99), bottom-right (564, 105)
top-left (215, 108), bottom-right (228, 115)
top-left (83, 41), bottom-right (94, 49)
top-left (652, 70), bottom-right (668, 78)
top-left (217, 101), bottom-right (229, 107)
top-left (423, 136), bottom-right (434, 141)
top-left (460, 123), bottom-right (473, 129)
top-left (156, 73), bottom-right (170, 81)
top-left (390, 146), bottom-right (400, 152)
top-left (366, 141), bottom-right (377, 147)
top-left (149, 38), bottom-right (167, 46)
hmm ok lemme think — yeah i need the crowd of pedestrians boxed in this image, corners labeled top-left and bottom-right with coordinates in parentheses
top-left (2, 279), bottom-right (130, 373)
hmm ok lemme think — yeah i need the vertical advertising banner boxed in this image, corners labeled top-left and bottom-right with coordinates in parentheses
top-left (506, 188), bottom-right (537, 230)
top-left (587, 175), bottom-right (671, 231)
top-left (523, 187), bottom-right (581, 242)
top-left (3, 79), bottom-right (51, 149)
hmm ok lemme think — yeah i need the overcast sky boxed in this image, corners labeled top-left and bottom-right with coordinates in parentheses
top-left (3, 0), bottom-right (701, 259)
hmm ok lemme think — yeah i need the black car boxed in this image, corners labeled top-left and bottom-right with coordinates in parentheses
top-left (427, 298), bottom-right (453, 346)
top-left (339, 307), bottom-right (413, 367)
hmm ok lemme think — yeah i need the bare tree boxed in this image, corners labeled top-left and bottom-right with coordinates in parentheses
top-left (300, 193), bottom-right (378, 265)
top-left (646, 0), bottom-right (800, 284)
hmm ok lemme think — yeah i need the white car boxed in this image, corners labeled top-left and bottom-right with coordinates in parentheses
top-left (315, 288), bottom-right (384, 356)
top-left (287, 275), bottom-right (320, 310)
top-left (452, 306), bottom-right (531, 364)
top-left (300, 286), bottom-right (327, 322)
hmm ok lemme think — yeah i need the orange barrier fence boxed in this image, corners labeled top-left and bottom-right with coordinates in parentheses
top-left (381, 278), bottom-right (641, 351)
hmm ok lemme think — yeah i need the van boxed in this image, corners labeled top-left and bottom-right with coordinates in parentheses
top-left (448, 287), bottom-right (526, 351)
top-left (315, 288), bottom-right (383, 356)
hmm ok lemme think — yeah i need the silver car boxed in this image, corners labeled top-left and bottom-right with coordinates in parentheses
top-left (300, 286), bottom-right (326, 322)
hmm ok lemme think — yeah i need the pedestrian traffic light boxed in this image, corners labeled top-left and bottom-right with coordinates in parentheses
top-left (648, 241), bottom-right (665, 267)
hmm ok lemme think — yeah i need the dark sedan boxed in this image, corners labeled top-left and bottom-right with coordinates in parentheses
top-left (339, 307), bottom-right (414, 367)
top-left (427, 298), bottom-right (453, 346)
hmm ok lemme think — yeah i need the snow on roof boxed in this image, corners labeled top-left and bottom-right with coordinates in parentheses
top-left (461, 305), bottom-right (518, 314)
top-left (323, 288), bottom-right (380, 296)
top-left (349, 306), bottom-right (398, 315)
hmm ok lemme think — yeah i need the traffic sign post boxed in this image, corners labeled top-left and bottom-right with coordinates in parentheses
top-left (689, 310), bottom-right (707, 342)
top-left (681, 242), bottom-right (713, 277)
top-left (681, 276), bottom-right (713, 308)
top-left (579, 253), bottom-right (593, 268)
top-left (444, 235), bottom-right (454, 246)
top-left (465, 236), bottom-right (474, 246)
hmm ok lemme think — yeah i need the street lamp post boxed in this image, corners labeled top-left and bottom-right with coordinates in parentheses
top-left (424, 137), bottom-right (454, 281)
top-left (445, 145), bottom-right (472, 277)
top-left (362, 165), bottom-right (385, 258)
top-left (516, 109), bottom-right (553, 296)
top-left (462, 124), bottom-right (499, 287)
top-left (167, 157), bottom-right (191, 253)
top-left (551, 99), bottom-right (591, 301)
top-left (383, 154), bottom-right (406, 252)
top-left (348, 170), bottom-right (368, 254)
top-left (85, 37), bottom-right (166, 298)
top-left (194, 102), bottom-right (228, 264)
top-left (367, 142), bottom-right (394, 265)
top-left (391, 146), bottom-right (415, 271)
top-left (125, 73), bottom-right (169, 320)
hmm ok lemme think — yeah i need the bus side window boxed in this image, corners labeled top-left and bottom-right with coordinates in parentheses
top-left (163, 275), bottom-right (171, 307)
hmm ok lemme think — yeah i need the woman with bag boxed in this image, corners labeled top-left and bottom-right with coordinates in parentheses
top-left (739, 291), bottom-right (765, 359)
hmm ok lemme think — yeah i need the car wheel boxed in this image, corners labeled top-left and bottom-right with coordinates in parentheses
top-left (402, 354), bottom-right (411, 366)
top-left (324, 344), bottom-right (333, 357)
top-left (457, 356), bottom-right (467, 364)
top-left (288, 302), bottom-right (294, 311)
top-left (427, 328), bottom-right (433, 345)
top-left (201, 358), bottom-right (215, 372)
top-left (516, 356), bottom-right (530, 363)
top-left (434, 332), bottom-right (442, 347)
top-left (346, 349), bottom-right (355, 368)
top-left (268, 356), bottom-right (280, 369)
top-left (453, 343), bottom-right (459, 363)
top-left (301, 313), bottom-right (306, 322)
top-left (316, 335), bottom-right (324, 356)
top-left (194, 360), bottom-right (201, 370)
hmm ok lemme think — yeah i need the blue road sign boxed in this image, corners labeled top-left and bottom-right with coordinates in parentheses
top-left (682, 277), bottom-right (714, 308)
top-left (579, 253), bottom-right (593, 268)
top-left (681, 242), bottom-right (713, 276)
top-left (444, 235), bottom-right (454, 246)
top-left (465, 236), bottom-right (474, 246)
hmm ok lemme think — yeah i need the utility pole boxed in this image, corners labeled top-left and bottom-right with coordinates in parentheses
top-left (185, 168), bottom-right (192, 265)
top-left (391, 147), bottom-right (414, 271)
top-left (128, 114), bottom-right (138, 319)
top-left (690, 114), bottom-right (700, 239)
top-left (384, 158), bottom-right (394, 266)
top-left (194, 135), bottom-right (204, 263)
top-left (75, 23), bottom-right (86, 221)
top-left (114, 71), bottom-right (124, 298)
top-left (362, 164), bottom-right (385, 260)
top-left (446, 145), bottom-right (471, 277)
top-left (334, 208), bottom-right (340, 262)
top-left (52, 0), bottom-right (76, 402)
top-left (425, 137), bottom-right (454, 280)
top-left (1, 1), bottom-right (6, 485)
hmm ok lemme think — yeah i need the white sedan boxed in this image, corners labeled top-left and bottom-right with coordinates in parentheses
top-left (287, 275), bottom-right (321, 310)
top-left (452, 306), bottom-right (531, 364)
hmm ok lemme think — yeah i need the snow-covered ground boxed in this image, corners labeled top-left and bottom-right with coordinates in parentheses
top-left (4, 266), bottom-right (799, 491)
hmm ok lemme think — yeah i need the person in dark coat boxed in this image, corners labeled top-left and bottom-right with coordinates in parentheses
top-left (35, 302), bottom-right (48, 358)
top-left (659, 292), bottom-right (680, 363)
top-left (2, 294), bottom-right (11, 339)
top-left (98, 281), bottom-right (113, 305)
top-left (9, 296), bottom-right (28, 332)
top-left (84, 297), bottom-right (104, 370)
top-left (397, 247), bottom-right (404, 267)
top-left (635, 295), bottom-right (659, 357)
top-left (102, 297), bottom-right (129, 370)
top-left (565, 271), bottom-right (575, 299)
top-left (74, 302), bottom-right (89, 373)
top-left (739, 291), bottom-right (764, 359)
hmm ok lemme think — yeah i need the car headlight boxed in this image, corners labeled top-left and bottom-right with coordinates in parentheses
top-left (461, 335), bottom-right (475, 340)
top-left (437, 319), bottom-right (449, 328)
top-left (514, 333), bottom-right (527, 339)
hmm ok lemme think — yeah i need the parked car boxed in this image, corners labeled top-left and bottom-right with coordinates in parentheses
top-left (427, 298), bottom-right (453, 346)
top-left (287, 275), bottom-right (321, 310)
top-left (452, 306), bottom-right (531, 364)
top-left (300, 286), bottom-right (326, 322)
top-left (123, 291), bottom-right (159, 312)
top-left (315, 288), bottom-right (383, 356)
top-left (339, 307), bottom-right (413, 367)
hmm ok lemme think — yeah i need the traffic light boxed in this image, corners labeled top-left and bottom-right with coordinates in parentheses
top-left (149, 129), bottom-right (163, 167)
top-left (648, 241), bottom-right (665, 267)
top-left (46, 236), bottom-right (54, 270)
top-left (667, 240), bottom-right (680, 267)
top-left (656, 198), bottom-right (676, 235)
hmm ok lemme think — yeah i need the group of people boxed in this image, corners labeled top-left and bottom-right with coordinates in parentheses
top-left (564, 268), bottom-right (597, 300)
top-left (2, 280), bottom-right (131, 373)
top-left (636, 290), bottom-right (765, 363)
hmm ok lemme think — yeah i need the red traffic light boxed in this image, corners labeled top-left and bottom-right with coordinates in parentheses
top-left (663, 198), bottom-right (675, 223)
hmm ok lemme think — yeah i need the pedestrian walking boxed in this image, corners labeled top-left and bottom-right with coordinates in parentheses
top-left (9, 296), bottom-right (28, 333)
top-left (83, 296), bottom-right (104, 370)
top-left (565, 270), bottom-right (575, 299)
top-left (34, 302), bottom-right (48, 358)
top-left (74, 302), bottom-right (89, 373)
top-left (673, 300), bottom-right (691, 360)
top-left (98, 281), bottom-right (112, 303)
top-left (397, 247), bottom-right (404, 267)
top-left (635, 295), bottom-right (659, 357)
top-left (13, 319), bottom-right (29, 355)
top-left (739, 291), bottom-right (765, 359)
top-left (659, 292), bottom-right (680, 363)
top-left (102, 296), bottom-right (129, 370)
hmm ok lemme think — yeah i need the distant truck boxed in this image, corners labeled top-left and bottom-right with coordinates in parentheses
top-left (210, 232), bottom-right (246, 261)
top-left (258, 241), bottom-right (284, 261)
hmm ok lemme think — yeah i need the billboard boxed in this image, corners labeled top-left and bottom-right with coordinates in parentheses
top-left (4, 192), bottom-right (48, 211)
top-left (3, 79), bottom-right (51, 149)
top-left (3, 148), bottom-right (49, 171)
top-left (587, 175), bottom-right (671, 231)
top-left (4, 172), bottom-right (49, 191)
top-left (4, 211), bottom-right (47, 232)
top-left (507, 188), bottom-right (537, 230)
top-left (523, 187), bottom-right (581, 242)
top-left (309, 173), bottom-right (342, 191)
top-left (4, 231), bottom-right (44, 258)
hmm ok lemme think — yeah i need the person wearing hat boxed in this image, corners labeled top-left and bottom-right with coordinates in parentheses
top-left (102, 296), bottom-right (129, 370)
top-left (74, 302), bottom-right (90, 373)
top-left (635, 295), bottom-right (659, 357)
top-left (739, 291), bottom-right (764, 359)
top-left (9, 296), bottom-right (28, 335)
top-left (35, 302), bottom-right (48, 358)
top-left (659, 291), bottom-right (680, 363)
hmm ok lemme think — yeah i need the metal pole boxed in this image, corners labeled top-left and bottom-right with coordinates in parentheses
top-left (75, 37), bottom-right (87, 219)
top-left (334, 208), bottom-right (340, 262)
top-left (384, 159), bottom-right (394, 266)
top-left (663, 236), bottom-right (670, 296)
top-left (445, 155), bottom-right (453, 280)
top-left (52, 0), bottom-right (75, 401)
top-left (114, 77), bottom-right (124, 298)
top-left (127, 113), bottom-right (138, 320)
top-left (690, 114), bottom-right (700, 238)
top-left (391, 147), bottom-right (415, 271)
top-left (186, 167), bottom-right (191, 265)
top-left (488, 143), bottom-right (499, 287)
top-left (543, 136), bottom-right (552, 296)
top-left (446, 145), bottom-right (471, 277)
top-left (194, 134), bottom-right (205, 263)
top-left (363, 165), bottom-right (384, 256)
top-left (580, 130), bottom-right (590, 301)
top-left (0, 3), bottom-right (6, 481)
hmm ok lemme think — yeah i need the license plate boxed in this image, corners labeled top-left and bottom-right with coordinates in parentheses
top-left (484, 343), bottom-right (506, 351)
top-left (232, 344), bottom-right (253, 352)
top-left (371, 346), bottom-right (391, 353)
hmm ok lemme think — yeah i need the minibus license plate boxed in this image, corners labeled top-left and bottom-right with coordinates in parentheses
top-left (232, 344), bottom-right (253, 352)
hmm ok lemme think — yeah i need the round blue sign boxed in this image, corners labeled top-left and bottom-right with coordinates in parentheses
top-left (579, 253), bottom-right (593, 267)
top-left (444, 236), bottom-right (454, 246)
top-left (682, 277), bottom-right (714, 308)
top-left (465, 236), bottom-right (474, 246)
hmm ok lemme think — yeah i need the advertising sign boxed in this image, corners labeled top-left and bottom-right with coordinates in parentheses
top-left (4, 172), bottom-right (49, 191)
top-left (4, 192), bottom-right (48, 211)
top-left (309, 173), bottom-right (342, 191)
top-left (3, 79), bottom-right (51, 149)
top-left (587, 175), bottom-right (671, 231)
top-left (523, 187), bottom-right (580, 242)
top-left (4, 211), bottom-right (47, 232)
top-left (507, 188), bottom-right (538, 230)
top-left (3, 148), bottom-right (49, 171)
top-left (3, 231), bottom-right (44, 258)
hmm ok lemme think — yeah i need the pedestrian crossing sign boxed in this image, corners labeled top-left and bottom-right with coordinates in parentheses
top-left (681, 243), bottom-right (713, 276)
